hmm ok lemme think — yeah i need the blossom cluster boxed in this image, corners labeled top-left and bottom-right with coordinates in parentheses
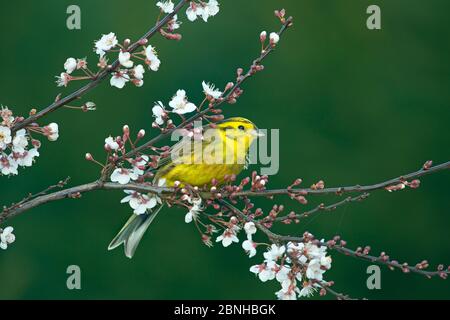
top-left (56, 1), bottom-right (220, 91)
top-left (179, 184), bottom-right (332, 301)
top-left (56, 33), bottom-right (160, 90)
top-left (0, 107), bottom-right (59, 176)
top-left (157, 0), bottom-right (220, 22)
top-left (152, 81), bottom-right (223, 127)
top-left (250, 239), bottom-right (332, 300)
top-left (0, 227), bottom-right (16, 250)
top-left (208, 216), bottom-right (332, 300)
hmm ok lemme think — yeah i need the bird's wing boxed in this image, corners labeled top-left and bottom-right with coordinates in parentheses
top-left (156, 125), bottom-right (220, 169)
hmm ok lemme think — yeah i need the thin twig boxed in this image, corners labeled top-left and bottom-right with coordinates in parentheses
top-left (272, 193), bottom-right (370, 223)
top-left (316, 282), bottom-right (358, 300)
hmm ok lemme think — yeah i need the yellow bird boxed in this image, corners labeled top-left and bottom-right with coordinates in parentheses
top-left (108, 117), bottom-right (262, 258)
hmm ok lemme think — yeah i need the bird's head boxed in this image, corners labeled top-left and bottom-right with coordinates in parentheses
top-left (215, 117), bottom-right (264, 141)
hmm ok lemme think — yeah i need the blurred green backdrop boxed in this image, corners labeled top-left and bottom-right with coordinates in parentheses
top-left (1, 0), bottom-right (449, 299)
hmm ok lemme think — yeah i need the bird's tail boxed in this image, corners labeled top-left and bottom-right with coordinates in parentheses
top-left (108, 204), bottom-right (164, 258)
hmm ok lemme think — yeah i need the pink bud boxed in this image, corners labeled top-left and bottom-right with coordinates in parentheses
top-left (225, 82), bottom-right (234, 91)
top-left (138, 129), bottom-right (146, 138)
top-left (139, 38), bottom-right (148, 45)
top-left (260, 31), bottom-right (267, 43)
top-left (423, 160), bottom-right (433, 170)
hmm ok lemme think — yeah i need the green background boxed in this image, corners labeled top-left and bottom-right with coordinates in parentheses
top-left (1, 0), bottom-right (449, 299)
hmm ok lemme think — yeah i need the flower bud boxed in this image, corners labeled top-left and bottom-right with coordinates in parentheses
top-left (260, 31), bottom-right (267, 43)
top-left (83, 101), bottom-right (96, 112)
top-left (139, 38), bottom-right (148, 46)
top-left (225, 82), bottom-right (234, 91)
top-left (270, 32), bottom-right (280, 45)
top-left (138, 129), bottom-right (146, 138)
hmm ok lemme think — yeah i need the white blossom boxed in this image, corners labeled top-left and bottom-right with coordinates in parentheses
top-left (298, 284), bottom-right (317, 298)
top-left (121, 190), bottom-right (159, 215)
top-left (64, 58), bottom-right (77, 74)
top-left (168, 15), bottom-right (181, 30)
top-left (215, 226), bottom-right (239, 247)
top-left (44, 123), bottom-right (59, 141)
top-left (95, 32), bottom-right (118, 57)
top-left (169, 89), bottom-right (197, 114)
top-left (119, 51), bottom-right (134, 68)
top-left (111, 168), bottom-right (139, 185)
top-left (275, 279), bottom-right (299, 300)
top-left (244, 222), bottom-right (257, 236)
top-left (186, 1), bottom-right (220, 22)
top-left (133, 64), bottom-right (145, 80)
top-left (156, 0), bottom-right (174, 13)
top-left (185, 198), bottom-right (203, 223)
top-left (275, 265), bottom-right (291, 283)
top-left (0, 107), bottom-right (14, 126)
top-left (263, 244), bottom-right (286, 261)
top-left (152, 101), bottom-right (165, 125)
top-left (105, 136), bottom-right (119, 151)
top-left (110, 71), bottom-right (130, 89)
top-left (305, 259), bottom-right (324, 281)
top-left (200, 0), bottom-right (220, 22)
top-left (145, 45), bottom-right (161, 71)
top-left (17, 148), bottom-right (39, 167)
top-left (56, 72), bottom-right (71, 87)
top-left (242, 238), bottom-right (257, 258)
top-left (320, 256), bottom-right (332, 269)
top-left (250, 260), bottom-right (277, 282)
top-left (0, 154), bottom-right (18, 175)
top-left (0, 125), bottom-right (12, 150)
top-left (202, 81), bottom-right (222, 99)
top-left (11, 129), bottom-right (28, 153)
top-left (186, 5), bottom-right (201, 22)
top-left (0, 226), bottom-right (16, 250)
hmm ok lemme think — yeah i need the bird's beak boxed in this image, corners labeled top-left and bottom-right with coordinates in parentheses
top-left (250, 129), bottom-right (265, 137)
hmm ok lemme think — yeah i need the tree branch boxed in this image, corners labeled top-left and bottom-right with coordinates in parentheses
top-left (232, 161), bottom-right (450, 197)
top-left (2, 160), bottom-right (448, 225)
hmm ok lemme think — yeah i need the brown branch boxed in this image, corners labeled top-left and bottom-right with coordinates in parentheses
top-left (2, 160), bottom-right (449, 225)
top-left (11, 0), bottom-right (190, 133)
top-left (0, 180), bottom-right (174, 224)
top-left (233, 161), bottom-right (450, 197)
top-left (3, 177), bottom-right (71, 213)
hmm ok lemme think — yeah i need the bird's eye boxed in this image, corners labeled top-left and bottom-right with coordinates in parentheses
top-left (238, 125), bottom-right (245, 131)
